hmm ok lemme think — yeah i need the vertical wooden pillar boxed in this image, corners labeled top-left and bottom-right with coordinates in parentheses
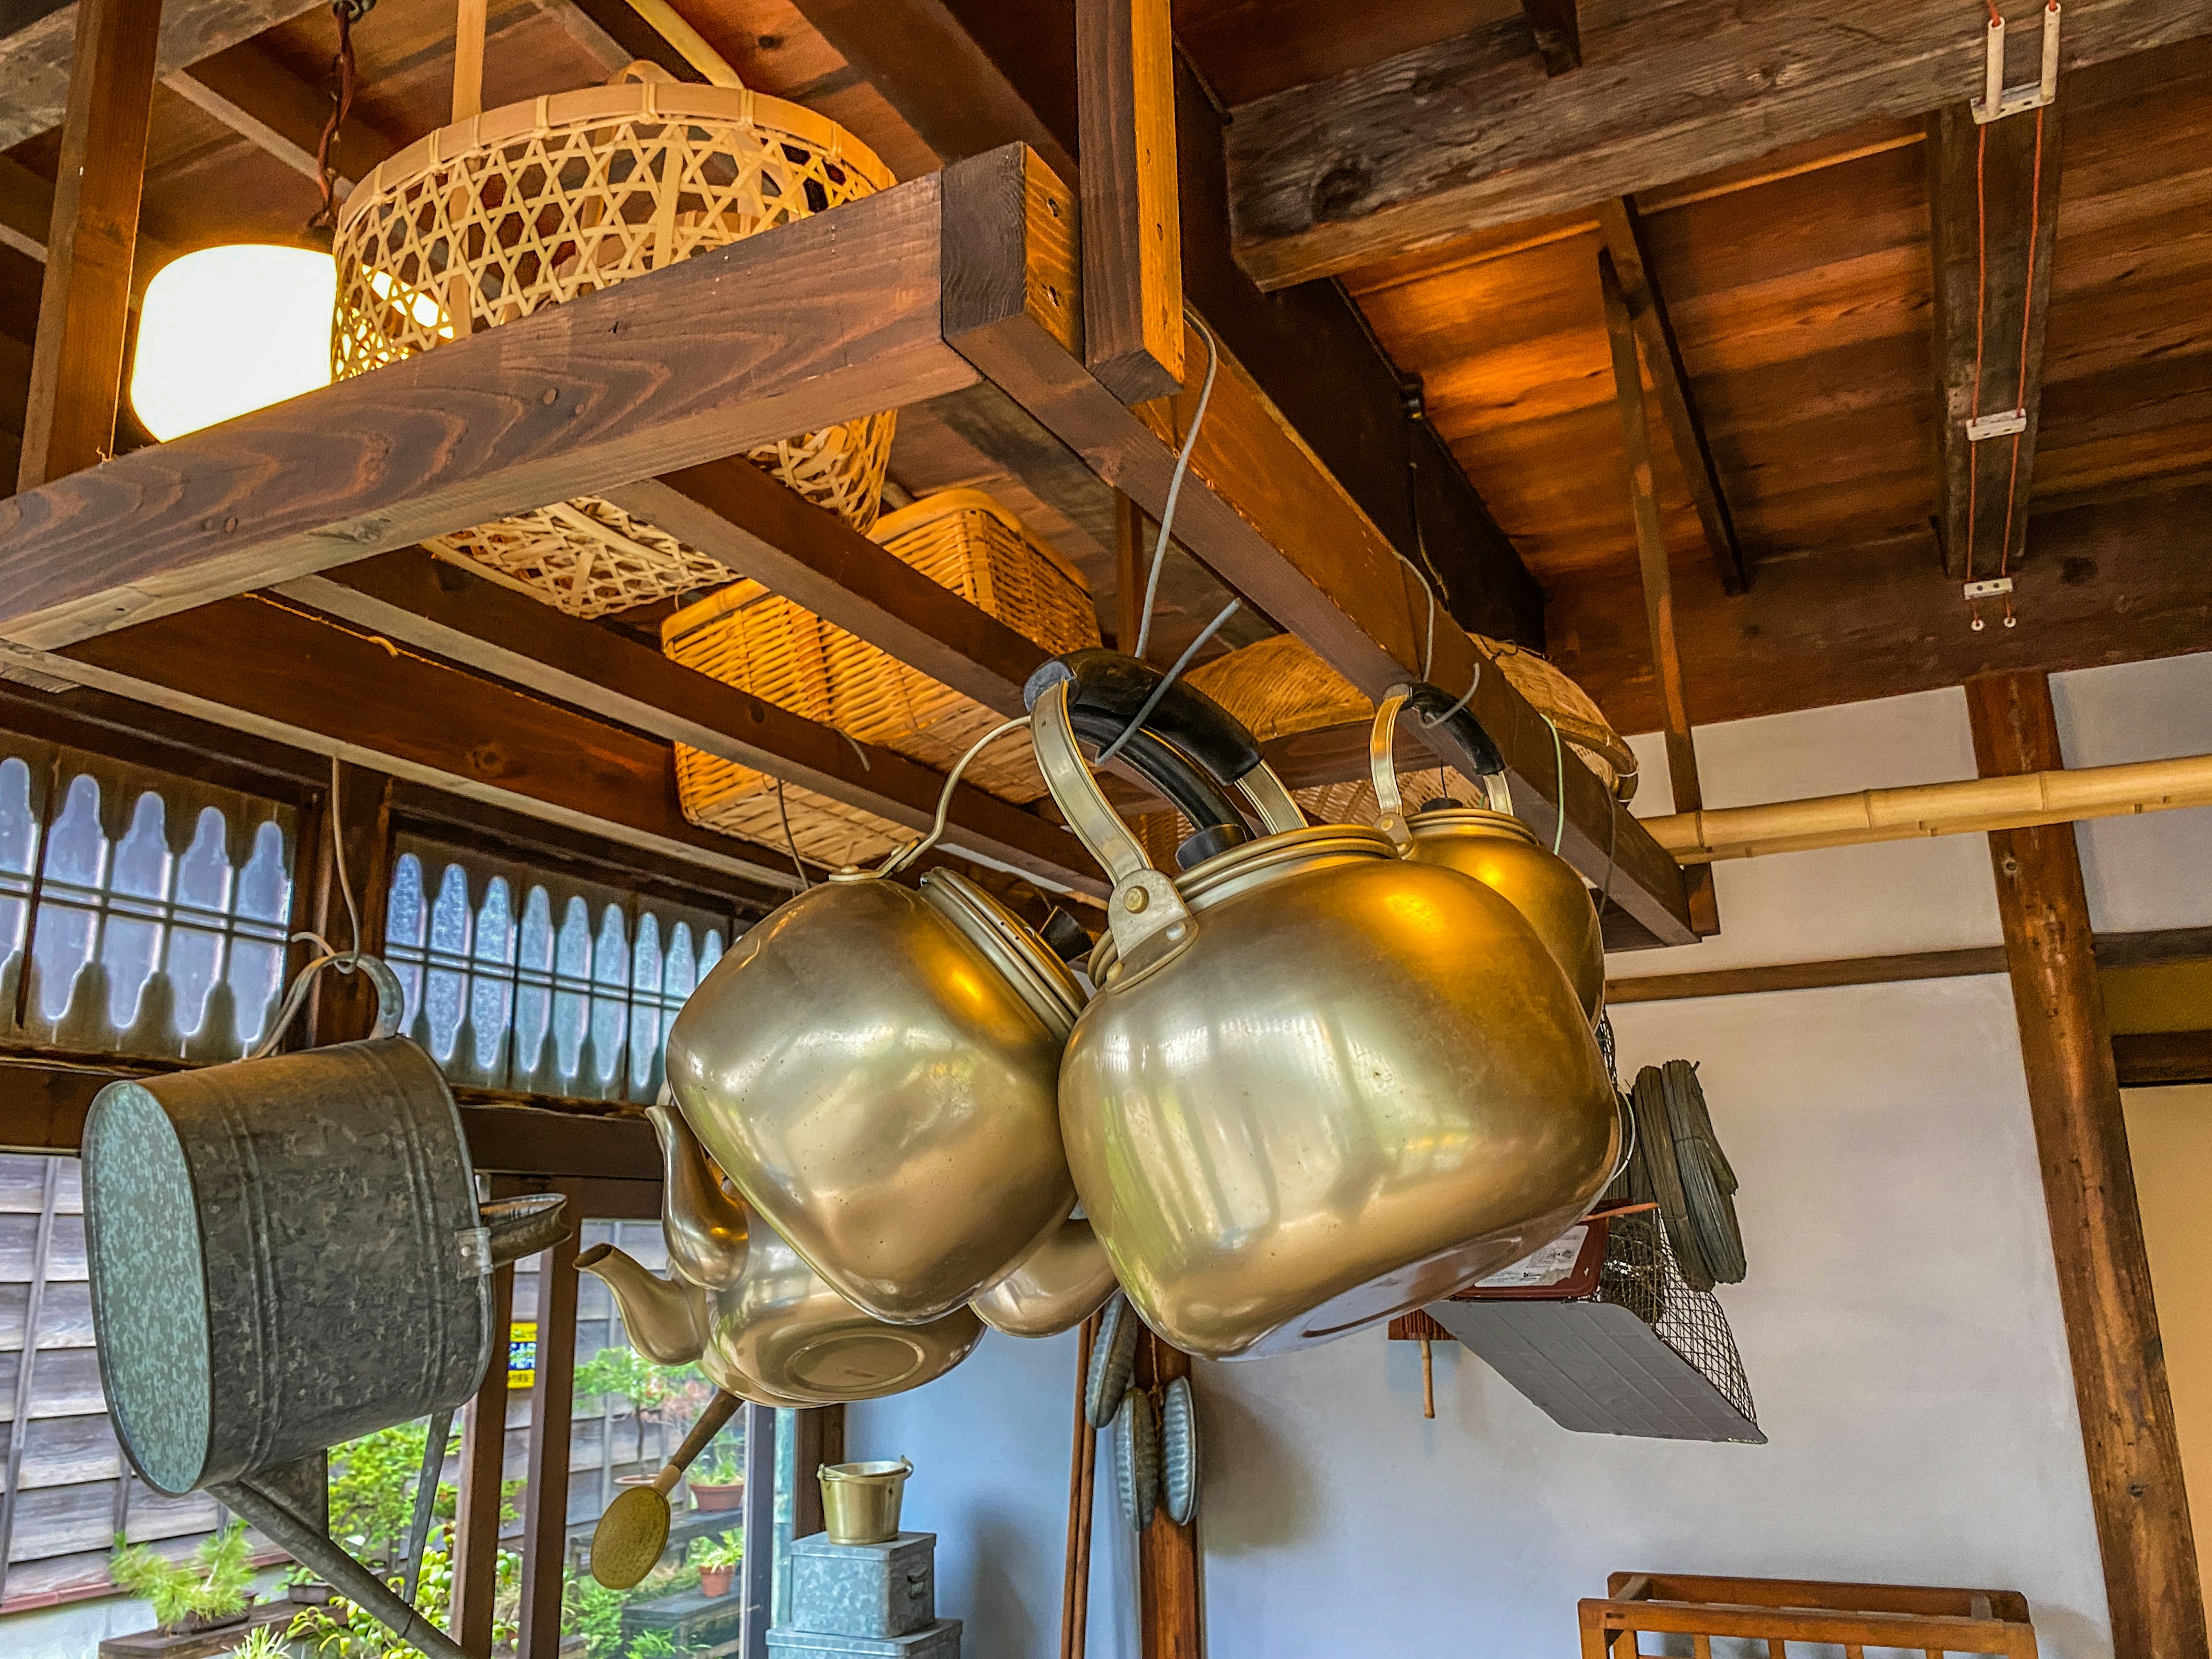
top-left (1599, 249), bottom-right (1716, 933)
top-left (1967, 670), bottom-right (2207, 1659)
top-left (289, 762), bottom-right (399, 1047)
top-left (519, 1179), bottom-right (584, 1659)
top-left (1077, 0), bottom-right (1183, 404)
top-left (1133, 1332), bottom-right (1200, 1659)
top-left (454, 1181), bottom-right (520, 1654)
top-left (789, 1405), bottom-right (843, 1540)
top-left (18, 0), bottom-right (163, 490)
top-left (1114, 490), bottom-right (1148, 657)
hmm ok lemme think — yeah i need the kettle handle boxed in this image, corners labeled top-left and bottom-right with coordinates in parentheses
top-left (1031, 679), bottom-right (1196, 965)
top-left (1369, 680), bottom-right (1513, 851)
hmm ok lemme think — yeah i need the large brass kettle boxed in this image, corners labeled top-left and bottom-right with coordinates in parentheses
top-left (579, 1105), bottom-right (982, 1405)
top-left (1032, 653), bottom-right (1619, 1361)
top-left (1370, 684), bottom-right (1606, 1021)
top-left (664, 865), bottom-right (1084, 1324)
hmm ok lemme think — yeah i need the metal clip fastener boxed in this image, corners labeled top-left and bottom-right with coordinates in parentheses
top-left (1965, 408), bottom-right (2028, 441)
top-left (1964, 576), bottom-right (2014, 601)
top-left (1973, 2), bottom-right (2061, 125)
top-left (456, 1226), bottom-right (493, 1278)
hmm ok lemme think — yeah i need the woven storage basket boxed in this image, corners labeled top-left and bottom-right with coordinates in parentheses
top-left (1184, 632), bottom-right (1638, 825)
top-left (665, 490), bottom-right (1101, 868)
top-left (332, 65), bottom-right (897, 618)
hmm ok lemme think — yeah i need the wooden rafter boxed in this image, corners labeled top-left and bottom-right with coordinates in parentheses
top-left (942, 144), bottom-right (1698, 946)
top-left (165, 38), bottom-right (405, 194)
top-left (1225, 0), bottom-right (2211, 290)
top-left (1929, 97), bottom-right (2065, 582)
top-left (0, 153), bottom-right (177, 291)
top-left (283, 547), bottom-right (1104, 894)
top-left (1594, 196), bottom-right (1745, 596)
top-left (1075, 0), bottom-right (1183, 403)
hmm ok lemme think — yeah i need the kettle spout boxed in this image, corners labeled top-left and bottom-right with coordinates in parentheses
top-left (647, 1101), bottom-right (750, 1291)
top-left (576, 1243), bottom-right (709, 1365)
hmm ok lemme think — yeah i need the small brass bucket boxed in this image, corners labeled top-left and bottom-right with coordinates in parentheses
top-left (818, 1459), bottom-right (912, 1545)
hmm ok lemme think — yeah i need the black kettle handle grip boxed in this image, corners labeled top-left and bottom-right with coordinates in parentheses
top-left (1396, 680), bottom-right (1506, 777)
top-left (1024, 649), bottom-right (1259, 834)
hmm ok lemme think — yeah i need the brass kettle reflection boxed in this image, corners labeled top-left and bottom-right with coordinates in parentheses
top-left (969, 1215), bottom-right (1118, 1338)
top-left (664, 866), bottom-right (1084, 1324)
top-left (578, 1105), bottom-right (982, 1406)
top-left (1032, 653), bottom-right (1619, 1361)
top-left (1369, 684), bottom-right (1607, 1021)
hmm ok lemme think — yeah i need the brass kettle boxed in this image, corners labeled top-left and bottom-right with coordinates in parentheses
top-left (969, 1214), bottom-right (1118, 1338)
top-left (1369, 684), bottom-right (1606, 1021)
top-left (1033, 652), bottom-right (1619, 1361)
top-left (579, 1105), bottom-right (982, 1405)
top-left (664, 865), bottom-right (1084, 1324)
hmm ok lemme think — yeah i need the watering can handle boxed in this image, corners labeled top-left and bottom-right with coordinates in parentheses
top-left (360, 955), bottom-right (407, 1041)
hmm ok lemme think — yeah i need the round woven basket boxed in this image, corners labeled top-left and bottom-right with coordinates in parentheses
top-left (332, 65), bottom-right (897, 616)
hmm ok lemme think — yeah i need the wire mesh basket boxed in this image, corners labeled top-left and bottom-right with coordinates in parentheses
top-left (1589, 1213), bottom-right (1758, 1428)
top-left (664, 490), bottom-right (1101, 868)
top-left (332, 65), bottom-right (898, 617)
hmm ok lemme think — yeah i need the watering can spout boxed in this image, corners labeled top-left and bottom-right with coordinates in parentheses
top-left (577, 1243), bottom-right (710, 1365)
top-left (648, 1100), bottom-right (751, 1290)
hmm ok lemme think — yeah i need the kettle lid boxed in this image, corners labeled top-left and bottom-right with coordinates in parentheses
top-left (918, 869), bottom-right (1086, 1036)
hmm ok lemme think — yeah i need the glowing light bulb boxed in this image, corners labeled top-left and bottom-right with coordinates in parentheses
top-left (130, 245), bottom-right (336, 441)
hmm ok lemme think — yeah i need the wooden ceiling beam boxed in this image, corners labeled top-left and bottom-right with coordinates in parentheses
top-left (1929, 97), bottom-right (2065, 583)
top-left (0, 169), bottom-right (974, 649)
top-left (1520, 0), bottom-right (1579, 77)
top-left (164, 37), bottom-right (405, 194)
top-left (1593, 197), bottom-right (1745, 596)
top-left (1075, 0), bottom-right (1183, 404)
top-left (1226, 0), bottom-right (2211, 291)
top-left (281, 547), bottom-right (1104, 895)
top-left (945, 143), bottom-right (1697, 948)
top-left (0, 154), bottom-right (179, 289)
top-left (785, 0), bottom-right (1545, 649)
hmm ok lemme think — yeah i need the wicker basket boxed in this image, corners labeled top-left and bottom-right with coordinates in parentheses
top-left (665, 490), bottom-right (1101, 868)
top-left (1184, 632), bottom-right (1638, 825)
top-left (332, 65), bottom-right (898, 617)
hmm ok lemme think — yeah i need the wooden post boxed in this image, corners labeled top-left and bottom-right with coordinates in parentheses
top-left (454, 1188), bottom-right (520, 1655)
top-left (1077, 0), bottom-right (1183, 404)
top-left (1134, 1332), bottom-right (1200, 1659)
top-left (17, 0), bottom-right (163, 490)
top-left (1114, 490), bottom-right (1147, 657)
top-left (1059, 1311), bottom-right (1101, 1659)
top-left (790, 1405), bottom-right (843, 1540)
top-left (1966, 669), bottom-right (2207, 1659)
top-left (1599, 248), bottom-right (1717, 932)
top-left (519, 1179), bottom-right (584, 1659)
top-left (290, 761), bottom-right (399, 1047)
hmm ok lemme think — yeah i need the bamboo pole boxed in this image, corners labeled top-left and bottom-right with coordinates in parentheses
top-left (1643, 751), bottom-right (2212, 864)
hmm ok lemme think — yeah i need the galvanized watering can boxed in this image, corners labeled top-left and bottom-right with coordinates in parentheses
top-left (81, 959), bottom-right (565, 1659)
top-left (579, 1104), bottom-right (983, 1404)
top-left (1032, 652), bottom-right (1619, 1361)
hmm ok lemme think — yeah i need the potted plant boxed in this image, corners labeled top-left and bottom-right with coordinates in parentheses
top-left (690, 1531), bottom-right (743, 1599)
top-left (109, 1521), bottom-right (257, 1634)
top-left (688, 1449), bottom-right (743, 1512)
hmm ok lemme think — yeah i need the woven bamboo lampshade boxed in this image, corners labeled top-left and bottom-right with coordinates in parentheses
top-left (331, 65), bottom-right (898, 617)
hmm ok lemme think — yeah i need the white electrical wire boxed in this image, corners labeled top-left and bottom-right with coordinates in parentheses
top-left (1095, 599), bottom-right (1241, 770)
top-left (1132, 314), bottom-right (1221, 664)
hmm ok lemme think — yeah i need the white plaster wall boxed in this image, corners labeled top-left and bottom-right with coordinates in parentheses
top-left (847, 653), bottom-right (2212, 1659)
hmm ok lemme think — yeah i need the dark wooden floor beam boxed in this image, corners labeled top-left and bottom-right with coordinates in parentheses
top-left (1225, 0), bottom-right (2211, 290)
top-left (1929, 97), bottom-right (2065, 581)
top-left (1968, 669), bottom-right (2206, 1659)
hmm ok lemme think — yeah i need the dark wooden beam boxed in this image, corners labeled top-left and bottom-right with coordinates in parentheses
top-left (16, 0), bottom-right (160, 491)
top-left (784, 0), bottom-right (1546, 649)
top-left (1598, 247), bottom-right (1715, 935)
top-left (1594, 197), bottom-right (1744, 595)
top-left (290, 760), bottom-right (400, 1047)
top-left (1929, 97), bottom-right (2065, 581)
top-left (2115, 1032), bottom-right (2212, 1089)
top-left (1607, 946), bottom-right (2012, 1005)
top-left (944, 144), bottom-right (1696, 948)
top-left (1520, 0), bottom-right (1580, 76)
top-left (284, 547), bottom-right (1103, 895)
top-left (1967, 669), bottom-right (2206, 1659)
top-left (1549, 483), bottom-right (2212, 734)
top-left (603, 458), bottom-right (1044, 720)
top-left (44, 594), bottom-right (802, 897)
top-left (518, 1177), bottom-right (582, 1659)
top-left (164, 38), bottom-right (404, 193)
top-left (0, 171), bottom-right (972, 649)
top-left (1225, 0), bottom-right (2211, 290)
top-left (0, 153), bottom-right (177, 285)
top-left (452, 1232), bottom-right (517, 1658)
top-left (1075, 0), bottom-right (1181, 403)
top-left (1132, 1331), bottom-right (1199, 1659)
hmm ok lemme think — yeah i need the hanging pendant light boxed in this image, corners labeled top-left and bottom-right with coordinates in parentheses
top-left (128, 0), bottom-right (373, 441)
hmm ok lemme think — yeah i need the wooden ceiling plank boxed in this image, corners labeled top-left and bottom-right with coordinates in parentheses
top-left (0, 169), bottom-right (972, 651)
top-left (786, 0), bottom-right (1546, 649)
top-left (1225, 0), bottom-right (2212, 291)
top-left (1075, 0), bottom-right (1183, 403)
top-left (1929, 97), bottom-right (2066, 582)
top-left (16, 0), bottom-right (161, 493)
top-left (944, 142), bottom-right (1697, 946)
top-left (279, 546), bottom-right (1103, 894)
top-left (1595, 196), bottom-right (1747, 595)
top-left (163, 36), bottom-right (403, 191)
top-left (1519, 0), bottom-right (1578, 76)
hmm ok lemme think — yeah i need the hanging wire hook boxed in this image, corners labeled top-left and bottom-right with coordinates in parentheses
top-left (877, 716), bottom-right (1034, 878)
top-left (1132, 313), bottom-right (1221, 664)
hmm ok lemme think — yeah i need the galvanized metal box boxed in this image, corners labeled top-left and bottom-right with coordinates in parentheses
top-left (789, 1531), bottom-right (936, 1639)
top-left (767, 1619), bottom-right (962, 1659)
